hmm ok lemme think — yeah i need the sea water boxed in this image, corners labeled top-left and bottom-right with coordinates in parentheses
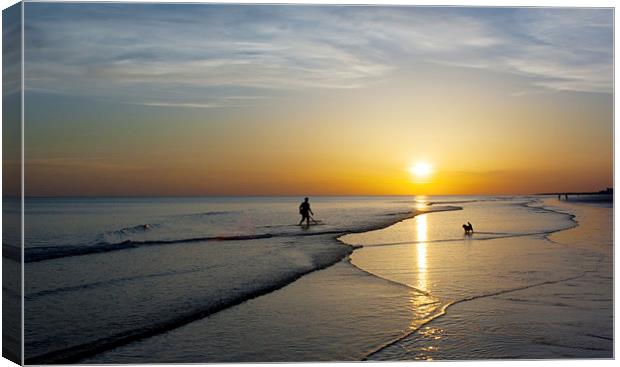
top-left (20, 196), bottom-right (612, 362)
top-left (23, 196), bottom-right (415, 362)
top-left (344, 197), bottom-right (612, 360)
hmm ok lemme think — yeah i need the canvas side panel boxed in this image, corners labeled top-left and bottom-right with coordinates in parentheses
top-left (2, 2), bottom-right (23, 365)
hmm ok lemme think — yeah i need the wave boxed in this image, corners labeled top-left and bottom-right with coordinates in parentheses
top-left (114, 223), bottom-right (159, 234)
top-left (96, 211), bottom-right (241, 248)
top-left (24, 243), bottom-right (351, 365)
top-left (176, 210), bottom-right (241, 219)
top-left (25, 228), bottom-right (404, 263)
top-left (519, 200), bottom-right (578, 238)
top-left (27, 230), bottom-right (367, 263)
top-left (27, 206), bottom-right (462, 263)
top-left (349, 229), bottom-right (576, 249)
top-left (25, 233), bottom-right (274, 263)
top-left (427, 199), bottom-right (483, 205)
top-left (25, 267), bottom-right (204, 300)
top-left (99, 223), bottom-right (160, 247)
top-left (392, 196), bottom-right (512, 206)
top-left (122, 223), bottom-right (156, 232)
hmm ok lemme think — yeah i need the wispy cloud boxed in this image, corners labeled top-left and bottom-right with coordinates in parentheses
top-left (124, 95), bottom-right (274, 108)
top-left (24, 4), bottom-right (612, 107)
top-left (127, 102), bottom-right (222, 109)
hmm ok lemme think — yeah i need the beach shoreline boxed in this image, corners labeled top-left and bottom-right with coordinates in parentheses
top-left (26, 202), bottom-right (451, 364)
top-left (348, 197), bottom-right (612, 360)
top-left (24, 196), bottom-right (612, 362)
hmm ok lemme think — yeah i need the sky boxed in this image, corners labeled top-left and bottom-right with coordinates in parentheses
top-left (17, 3), bottom-right (613, 196)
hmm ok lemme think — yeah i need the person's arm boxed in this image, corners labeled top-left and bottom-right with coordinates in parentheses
top-left (310, 206), bottom-right (314, 215)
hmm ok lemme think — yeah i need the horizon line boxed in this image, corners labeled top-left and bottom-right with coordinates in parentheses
top-left (9, 193), bottom-right (591, 199)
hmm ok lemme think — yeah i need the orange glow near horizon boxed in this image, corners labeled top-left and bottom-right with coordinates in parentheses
top-left (22, 58), bottom-right (613, 197)
top-left (23, 93), bottom-right (612, 197)
top-left (23, 155), bottom-right (613, 197)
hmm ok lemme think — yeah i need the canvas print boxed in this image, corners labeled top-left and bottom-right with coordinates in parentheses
top-left (2, 1), bottom-right (614, 364)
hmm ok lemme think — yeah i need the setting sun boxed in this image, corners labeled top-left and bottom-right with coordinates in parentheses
top-left (409, 162), bottom-right (434, 179)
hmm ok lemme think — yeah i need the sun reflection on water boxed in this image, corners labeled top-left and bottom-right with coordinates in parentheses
top-left (416, 214), bottom-right (428, 291)
top-left (404, 199), bottom-right (445, 355)
top-left (415, 195), bottom-right (428, 210)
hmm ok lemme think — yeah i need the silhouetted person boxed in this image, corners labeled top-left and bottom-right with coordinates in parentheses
top-left (557, 194), bottom-right (561, 200)
top-left (462, 221), bottom-right (474, 234)
top-left (565, 193), bottom-right (568, 200)
top-left (299, 197), bottom-right (314, 226)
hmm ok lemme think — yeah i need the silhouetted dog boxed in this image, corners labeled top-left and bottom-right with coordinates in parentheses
top-left (462, 221), bottom-right (474, 234)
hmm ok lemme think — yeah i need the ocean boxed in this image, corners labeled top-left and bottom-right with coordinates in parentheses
top-left (19, 195), bottom-right (612, 362)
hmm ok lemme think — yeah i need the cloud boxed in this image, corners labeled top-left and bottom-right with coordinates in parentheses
top-left (24, 4), bottom-right (612, 108)
top-left (127, 102), bottom-right (221, 109)
top-left (124, 93), bottom-right (275, 108)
